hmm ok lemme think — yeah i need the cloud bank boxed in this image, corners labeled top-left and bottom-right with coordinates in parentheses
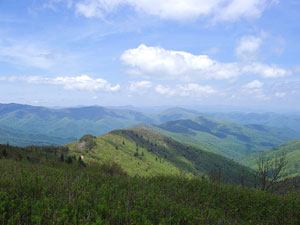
top-left (121, 45), bottom-right (291, 81)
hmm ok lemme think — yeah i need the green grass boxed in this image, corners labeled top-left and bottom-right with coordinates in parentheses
top-left (1, 158), bottom-right (300, 224)
top-left (67, 128), bottom-right (255, 185)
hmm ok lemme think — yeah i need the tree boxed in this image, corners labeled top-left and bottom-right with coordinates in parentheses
top-left (60, 153), bottom-right (64, 162)
top-left (67, 156), bottom-right (73, 164)
top-left (3, 149), bottom-right (8, 157)
top-left (256, 154), bottom-right (287, 190)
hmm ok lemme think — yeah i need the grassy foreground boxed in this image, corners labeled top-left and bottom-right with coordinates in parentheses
top-left (1, 159), bottom-right (300, 225)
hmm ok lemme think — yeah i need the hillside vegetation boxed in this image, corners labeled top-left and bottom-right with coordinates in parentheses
top-left (67, 128), bottom-right (255, 185)
top-left (137, 116), bottom-right (298, 159)
top-left (0, 153), bottom-right (300, 224)
top-left (242, 139), bottom-right (300, 178)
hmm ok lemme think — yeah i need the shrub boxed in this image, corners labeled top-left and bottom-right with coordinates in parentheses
top-left (99, 161), bottom-right (128, 176)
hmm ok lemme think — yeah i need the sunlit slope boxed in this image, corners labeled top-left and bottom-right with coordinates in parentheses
top-left (67, 128), bottom-right (255, 185)
top-left (136, 116), bottom-right (298, 159)
top-left (241, 139), bottom-right (300, 178)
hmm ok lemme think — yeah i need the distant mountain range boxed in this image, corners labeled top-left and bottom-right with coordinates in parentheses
top-left (1, 103), bottom-right (300, 150)
top-left (0, 103), bottom-right (155, 145)
top-left (136, 116), bottom-right (299, 159)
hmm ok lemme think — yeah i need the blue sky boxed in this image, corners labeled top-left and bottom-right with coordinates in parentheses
top-left (0, 0), bottom-right (300, 111)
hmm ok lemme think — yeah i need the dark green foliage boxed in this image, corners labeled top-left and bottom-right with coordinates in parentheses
top-left (66, 156), bottom-right (72, 164)
top-left (79, 134), bottom-right (97, 150)
top-left (99, 161), bottom-right (128, 176)
top-left (0, 159), bottom-right (300, 224)
top-left (60, 153), bottom-right (64, 162)
top-left (2, 149), bottom-right (8, 157)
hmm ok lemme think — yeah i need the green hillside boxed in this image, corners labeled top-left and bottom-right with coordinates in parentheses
top-left (242, 139), bottom-right (300, 178)
top-left (136, 116), bottom-right (299, 159)
top-left (67, 128), bottom-right (255, 185)
top-left (1, 151), bottom-right (300, 224)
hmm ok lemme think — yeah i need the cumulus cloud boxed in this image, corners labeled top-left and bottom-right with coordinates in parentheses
top-left (121, 45), bottom-right (291, 81)
top-left (129, 81), bottom-right (152, 92)
top-left (121, 44), bottom-right (240, 81)
top-left (242, 80), bottom-right (269, 100)
top-left (242, 62), bottom-right (292, 78)
top-left (155, 85), bottom-right (175, 96)
top-left (236, 35), bottom-right (263, 60)
top-left (75, 0), bottom-right (272, 22)
top-left (243, 80), bottom-right (264, 89)
top-left (0, 75), bottom-right (120, 92)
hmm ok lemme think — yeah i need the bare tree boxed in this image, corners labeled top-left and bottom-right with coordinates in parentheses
top-left (256, 153), bottom-right (287, 190)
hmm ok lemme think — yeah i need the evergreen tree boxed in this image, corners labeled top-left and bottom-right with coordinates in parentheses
top-left (3, 149), bottom-right (8, 157)
top-left (67, 156), bottom-right (72, 164)
top-left (60, 153), bottom-right (64, 162)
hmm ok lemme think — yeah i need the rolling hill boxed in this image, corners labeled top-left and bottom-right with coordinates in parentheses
top-left (136, 116), bottom-right (299, 159)
top-left (0, 103), bottom-right (155, 145)
top-left (152, 107), bottom-right (300, 133)
top-left (67, 128), bottom-right (255, 185)
top-left (241, 139), bottom-right (300, 178)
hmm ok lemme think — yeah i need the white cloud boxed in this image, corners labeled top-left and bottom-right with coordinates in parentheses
top-left (0, 75), bottom-right (120, 92)
top-left (75, 0), bottom-right (273, 22)
top-left (242, 80), bottom-right (269, 100)
top-left (121, 44), bottom-right (291, 81)
top-left (213, 0), bottom-right (268, 22)
top-left (236, 35), bottom-right (263, 60)
top-left (243, 80), bottom-right (264, 89)
top-left (242, 62), bottom-right (291, 78)
top-left (155, 84), bottom-right (175, 96)
top-left (121, 44), bottom-right (240, 81)
top-left (129, 80), bottom-right (152, 92)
